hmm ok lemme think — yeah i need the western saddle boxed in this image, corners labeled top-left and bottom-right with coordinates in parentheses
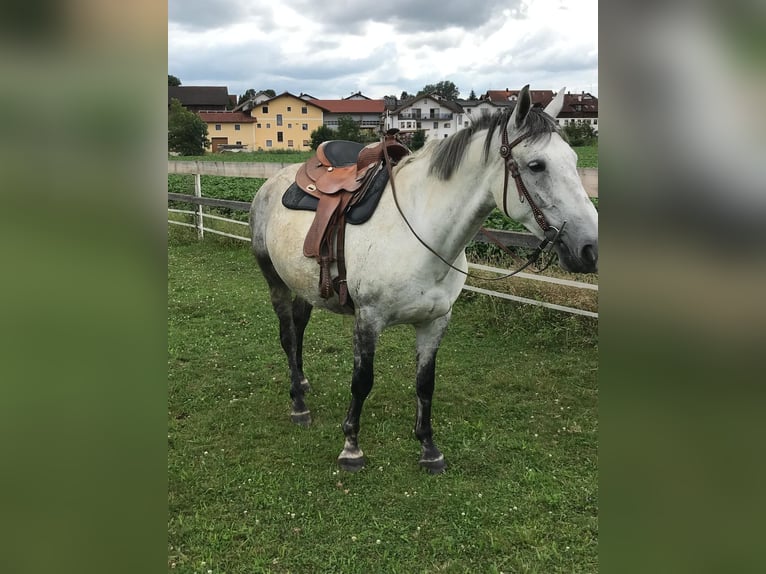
top-left (294, 129), bottom-right (410, 308)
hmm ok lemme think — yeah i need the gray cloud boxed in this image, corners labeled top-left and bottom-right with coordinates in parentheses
top-left (286, 0), bottom-right (525, 33)
top-left (168, 0), bottom-right (272, 31)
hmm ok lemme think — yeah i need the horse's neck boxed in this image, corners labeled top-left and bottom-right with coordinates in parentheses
top-left (394, 142), bottom-right (498, 264)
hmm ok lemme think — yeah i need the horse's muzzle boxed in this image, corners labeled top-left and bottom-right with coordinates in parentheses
top-left (556, 241), bottom-right (598, 274)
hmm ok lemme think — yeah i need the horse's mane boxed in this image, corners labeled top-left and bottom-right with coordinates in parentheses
top-left (428, 107), bottom-right (562, 181)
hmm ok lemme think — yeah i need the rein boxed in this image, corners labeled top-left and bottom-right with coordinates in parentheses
top-left (382, 130), bottom-right (566, 280)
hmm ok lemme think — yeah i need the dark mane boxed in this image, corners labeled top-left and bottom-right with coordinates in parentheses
top-left (428, 107), bottom-right (562, 180)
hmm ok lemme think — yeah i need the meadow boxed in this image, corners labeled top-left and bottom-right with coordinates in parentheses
top-left (167, 227), bottom-right (598, 573)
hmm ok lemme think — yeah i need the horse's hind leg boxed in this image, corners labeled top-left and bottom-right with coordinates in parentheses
top-left (254, 252), bottom-right (313, 426)
top-left (413, 313), bottom-right (451, 474)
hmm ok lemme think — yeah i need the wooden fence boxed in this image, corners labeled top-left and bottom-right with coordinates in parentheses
top-left (168, 162), bottom-right (598, 318)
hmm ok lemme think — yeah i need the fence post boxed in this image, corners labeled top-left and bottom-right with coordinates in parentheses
top-left (194, 172), bottom-right (204, 239)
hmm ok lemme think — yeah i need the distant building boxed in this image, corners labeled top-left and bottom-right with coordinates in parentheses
top-left (168, 86), bottom-right (232, 112)
top-left (311, 98), bottom-right (385, 134)
top-left (197, 111), bottom-right (256, 152)
top-left (249, 92), bottom-right (325, 151)
top-left (384, 93), bottom-right (464, 141)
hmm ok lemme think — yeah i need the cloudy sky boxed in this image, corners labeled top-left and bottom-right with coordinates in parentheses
top-left (168, 0), bottom-right (597, 100)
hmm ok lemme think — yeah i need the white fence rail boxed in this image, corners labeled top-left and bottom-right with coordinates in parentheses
top-left (168, 162), bottom-right (598, 318)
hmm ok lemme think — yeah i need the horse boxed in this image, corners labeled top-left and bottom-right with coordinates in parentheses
top-left (249, 85), bottom-right (598, 473)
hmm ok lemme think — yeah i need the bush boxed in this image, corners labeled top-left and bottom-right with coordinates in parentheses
top-left (309, 125), bottom-right (334, 150)
top-left (563, 120), bottom-right (597, 147)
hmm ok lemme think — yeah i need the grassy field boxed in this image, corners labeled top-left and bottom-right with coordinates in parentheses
top-left (168, 227), bottom-right (598, 573)
top-left (168, 146), bottom-right (597, 168)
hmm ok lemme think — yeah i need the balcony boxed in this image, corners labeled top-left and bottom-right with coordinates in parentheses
top-left (398, 112), bottom-right (422, 120)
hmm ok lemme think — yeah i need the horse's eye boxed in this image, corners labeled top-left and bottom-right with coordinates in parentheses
top-left (528, 160), bottom-right (546, 173)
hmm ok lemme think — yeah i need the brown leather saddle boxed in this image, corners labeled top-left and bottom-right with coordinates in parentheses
top-left (294, 129), bottom-right (410, 308)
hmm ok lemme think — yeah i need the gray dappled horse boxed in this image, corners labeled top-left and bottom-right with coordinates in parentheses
top-left (250, 85), bottom-right (598, 473)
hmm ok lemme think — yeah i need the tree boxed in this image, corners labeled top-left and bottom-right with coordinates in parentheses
top-left (336, 115), bottom-right (362, 142)
top-left (410, 129), bottom-right (426, 151)
top-left (468, 90), bottom-right (478, 101)
top-left (168, 98), bottom-right (209, 155)
top-left (168, 75), bottom-right (181, 86)
top-left (310, 125), bottom-right (334, 150)
top-left (563, 120), bottom-right (597, 146)
top-left (238, 89), bottom-right (276, 105)
top-left (400, 91), bottom-right (411, 101)
top-left (416, 80), bottom-right (460, 101)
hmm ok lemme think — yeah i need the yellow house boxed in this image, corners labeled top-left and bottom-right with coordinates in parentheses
top-left (198, 111), bottom-right (257, 152)
top-left (250, 92), bottom-right (325, 151)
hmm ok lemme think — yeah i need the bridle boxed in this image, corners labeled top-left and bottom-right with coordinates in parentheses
top-left (499, 129), bottom-right (567, 263)
top-left (383, 126), bottom-right (567, 280)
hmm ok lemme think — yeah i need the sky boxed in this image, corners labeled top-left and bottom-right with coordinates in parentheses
top-left (168, 0), bottom-right (597, 100)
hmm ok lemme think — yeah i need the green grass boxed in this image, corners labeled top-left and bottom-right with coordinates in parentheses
top-left (170, 149), bottom-right (314, 163)
top-left (170, 146), bottom-right (597, 168)
top-left (168, 228), bottom-right (598, 573)
top-left (572, 145), bottom-right (597, 169)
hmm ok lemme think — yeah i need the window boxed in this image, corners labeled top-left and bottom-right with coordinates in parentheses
top-left (464, 121), bottom-right (469, 127)
top-left (266, 140), bottom-right (273, 147)
top-left (301, 106), bottom-right (308, 114)
top-left (302, 123), bottom-right (308, 131)
top-left (433, 122), bottom-right (438, 129)
top-left (288, 140), bottom-right (294, 147)
top-left (287, 106), bottom-right (292, 111)
top-left (276, 114), bottom-right (283, 126)
top-left (303, 139), bottom-right (310, 146)
top-left (445, 123), bottom-right (450, 128)
top-left (235, 124), bottom-right (241, 131)
top-left (288, 123), bottom-right (292, 128)
top-left (236, 141), bottom-right (242, 145)
top-left (215, 124), bottom-right (222, 131)
top-left (467, 108), bottom-right (472, 114)
top-left (256, 123), bottom-right (262, 128)
top-left (277, 131), bottom-right (283, 142)
top-left (593, 119), bottom-right (598, 125)
top-left (262, 106), bottom-right (268, 114)
top-left (266, 123), bottom-right (271, 128)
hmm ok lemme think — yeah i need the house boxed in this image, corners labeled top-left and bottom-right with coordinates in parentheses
top-left (232, 91), bottom-right (274, 113)
top-left (250, 92), bottom-right (325, 151)
top-left (384, 93), bottom-right (464, 141)
top-left (198, 111), bottom-right (257, 152)
top-left (310, 98), bottom-right (385, 135)
top-left (483, 88), bottom-right (599, 133)
top-left (455, 98), bottom-right (507, 129)
top-left (559, 92), bottom-right (599, 134)
top-left (168, 86), bottom-right (233, 112)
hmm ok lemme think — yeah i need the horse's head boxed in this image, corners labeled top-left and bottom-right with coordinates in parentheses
top-left (490, 85), bottom-right (598, 274)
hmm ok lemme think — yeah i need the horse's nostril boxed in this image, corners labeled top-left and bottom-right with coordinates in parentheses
top-left (581, 244), bottom-right (598, 265)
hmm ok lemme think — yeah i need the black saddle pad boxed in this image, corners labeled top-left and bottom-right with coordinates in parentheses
top-left (281, 165), bottom-right (390, 225)
top-left (321, 140), bottom-right (365, 166)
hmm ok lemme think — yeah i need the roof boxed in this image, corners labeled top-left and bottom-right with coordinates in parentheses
top-left (310, 99), bottom-right (385, 114)
top-left (559, 92), bottom-right (599, 116)
top-left (168, 86), bottom-right (231, 107)
top-left (391, 93), bottom-right (463, 114)
top-left (484, 89), bottom-right (555, 107)
top-left (197, 111), bottom-right (256, 123)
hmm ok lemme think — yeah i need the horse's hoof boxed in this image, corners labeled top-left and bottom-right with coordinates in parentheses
top-left (419, 456), bottom-right (446, 475)
top-left (338, 456), bottom-right (365, 473)
top-left (290, 410), bottom-right (312, 426)
top-left (300, 379), bottom-right (311, 393)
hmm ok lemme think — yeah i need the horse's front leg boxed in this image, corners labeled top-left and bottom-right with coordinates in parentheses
top-left (337, 313), bottom-right (381, 473)
top-left (414, 313), bottom-right (451, 474)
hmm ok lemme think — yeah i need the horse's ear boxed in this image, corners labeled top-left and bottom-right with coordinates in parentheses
top-left (510, 84), bottom-right (532, 129)
top-left (544, 87), bottom-right (566, 118)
